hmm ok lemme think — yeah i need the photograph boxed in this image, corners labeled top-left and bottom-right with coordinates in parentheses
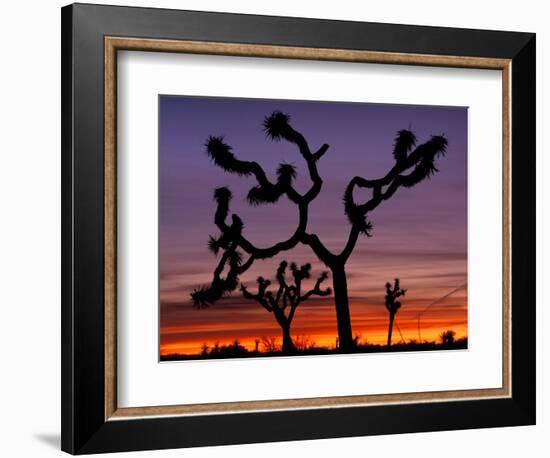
top-left (159, 95), bottom-right (468, 361)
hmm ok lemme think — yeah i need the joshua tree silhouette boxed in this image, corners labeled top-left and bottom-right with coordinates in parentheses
top-left (384, 278), bottom-right (407, 347)
top-left (240, 261), bottom-right (331, 354)
top-left (191, 111), bottom-right (447, 351)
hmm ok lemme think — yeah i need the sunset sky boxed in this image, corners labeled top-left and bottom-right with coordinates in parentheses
top-left (159, 95), bottom-right (468, 356)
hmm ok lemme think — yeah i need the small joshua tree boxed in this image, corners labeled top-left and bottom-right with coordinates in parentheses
top-left (241, 261), bottom-right (331, 354)
top-left (191, 111), bottom-right (447, 350)
top-left (384, 278), bottom-right (406, 347)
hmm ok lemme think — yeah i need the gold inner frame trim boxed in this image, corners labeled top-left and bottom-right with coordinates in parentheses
top-left (104, 36), bottom-right (512, 421)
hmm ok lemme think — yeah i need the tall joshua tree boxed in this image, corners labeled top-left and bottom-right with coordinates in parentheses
top-left (191, 111), bottom-right (447, 351)
top-left (384, 278), bottom-right (406, 347)
top-left (241, 261), bottom-right (331, 354)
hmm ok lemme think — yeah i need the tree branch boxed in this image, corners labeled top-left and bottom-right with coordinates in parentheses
top-left (263, 111), bottom-right (329, 204)
top-left (241, 277), bottom-right (273, 312)
top-left (339, 132), bottom-right (447, 262)
top-left (214, 194), bottom-right (311, 261)
top-left (190, 242), bottom-right (242, 308)
top-left (199, 112), bottom-right (337, 305)
top-left (206, 135), bottom-right (302, 205)
top-left (300, 232), bottom-right (335, 265)
top-left (300, 271), bottom-right (332, 301)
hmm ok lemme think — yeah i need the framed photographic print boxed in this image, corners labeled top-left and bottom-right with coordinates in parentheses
top-left (61, 3), bottom-right (536, 454)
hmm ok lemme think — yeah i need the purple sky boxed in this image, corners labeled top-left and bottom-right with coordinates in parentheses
top-left (159, 95), bottom-right (467, 354)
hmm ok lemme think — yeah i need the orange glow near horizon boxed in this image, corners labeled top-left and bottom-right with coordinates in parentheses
top-left (160, 289), bottom-right (468, 356)
top-left (160, 327), bottom-right (468, 357)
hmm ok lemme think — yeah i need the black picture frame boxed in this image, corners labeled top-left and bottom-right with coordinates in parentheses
top-left (61, 3), bottom-right (535, 454)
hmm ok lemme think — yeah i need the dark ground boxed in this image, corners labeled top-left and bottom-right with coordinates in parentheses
top-left (160, 337), bottom-right (468, 362)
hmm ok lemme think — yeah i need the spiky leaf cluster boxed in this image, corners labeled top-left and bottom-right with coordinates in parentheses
top-left (213, 186), bottom-right (232, 224)
top-left (263, 111), bottom-right (292, 141)
top-left (247, 183), bottom-right (283, 205)
top-left (276, 163), bottom-right (297, 185)
top-left (401, 135), bottom-right (447, 187)
top-left (191, 275), bottom-right (236, 309)
top-left (290, 262), bottom-right (312, 282)
top-left (343, 182), bottom-right (374, 236)
top-left (207, 234), bottom-right (230, 255)
top-left (191, 248), bottom-right (243, 308)
top-left (276, 260), bottom-right (288, 281)
top-left (393, 129), bottom-right (417, 163)
top-left (206, 136), bottom-right (254, 176)
top-left (246, 163), bottom-right (297, 205)
top-left (213, 186), bottom-right (232, 202)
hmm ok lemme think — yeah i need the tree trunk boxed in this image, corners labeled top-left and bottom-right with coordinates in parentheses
top-left (387, 312), bottom-right (395, 347)
top-left (331, 265), bottom-right (354, 351)
top-left (281, 325), bottom-right (295, 354)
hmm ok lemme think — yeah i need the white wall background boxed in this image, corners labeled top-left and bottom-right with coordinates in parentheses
top-left (0, 1), bottom-right (544, 456)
